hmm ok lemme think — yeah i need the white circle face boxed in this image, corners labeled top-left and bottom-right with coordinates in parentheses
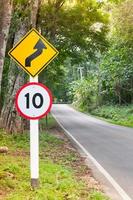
top-left (16, 83), bottom-right (52, 120)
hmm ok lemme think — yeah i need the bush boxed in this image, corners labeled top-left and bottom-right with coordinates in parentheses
top-left (69, 77), bottom-right (98, 111)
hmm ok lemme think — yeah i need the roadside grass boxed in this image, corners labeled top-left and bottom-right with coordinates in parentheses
top-left (90, 105), bottom-right (133, 127)
top-left (0, 115), bottom-right (109, 200)
top-left (40, 113), bottom-right (57, 129)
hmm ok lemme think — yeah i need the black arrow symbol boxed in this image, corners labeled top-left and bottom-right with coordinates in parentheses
top-left (25, 39), bottom-right (47, 67)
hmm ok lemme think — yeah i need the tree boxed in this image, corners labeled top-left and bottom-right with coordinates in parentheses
top-left (0, 0), bottom-right (12, 98)
top-left (69, 76), bottom-right (98, 111)
top-left (0, 0), bottom-right (40, 132)
top-left (39, 0), bottom-right (108, 101)
top-left (99, 0), bottom-right (133, 105)
top-left (0, 0), bottom-right (109, 132)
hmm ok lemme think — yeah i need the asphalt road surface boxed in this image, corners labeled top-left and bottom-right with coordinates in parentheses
top-left (52, 104), bottom-right (133, 200)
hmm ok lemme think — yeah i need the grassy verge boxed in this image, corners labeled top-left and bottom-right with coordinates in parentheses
top-left (90, 105), bottom-right (133, 127)
top-left (0, 115), bottom-right (109, 200)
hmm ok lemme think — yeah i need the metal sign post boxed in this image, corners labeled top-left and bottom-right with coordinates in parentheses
top-left (9, 28), bottom-right (58, 189)
top-left (15, 78), bottom-right (52, 188)
top-left (30, 76), bottom-right (39, 188)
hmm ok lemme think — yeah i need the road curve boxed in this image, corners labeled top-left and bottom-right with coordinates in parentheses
top-left (51, 104), bottom-right (133, 200)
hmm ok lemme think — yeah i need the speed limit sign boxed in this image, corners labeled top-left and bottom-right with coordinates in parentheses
top-left (15, 82), bottom-right (52, 120)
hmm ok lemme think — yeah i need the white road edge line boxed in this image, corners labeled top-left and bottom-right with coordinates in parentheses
top-left (52, 112), bottom-right (132, 200)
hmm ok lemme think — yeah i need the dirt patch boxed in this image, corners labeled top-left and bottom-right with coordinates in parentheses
top-left (8, 150), bottom-right (29, 157)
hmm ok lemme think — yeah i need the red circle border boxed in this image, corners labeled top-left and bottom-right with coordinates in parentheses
top-left (15, 82), bottom-right (52, 120)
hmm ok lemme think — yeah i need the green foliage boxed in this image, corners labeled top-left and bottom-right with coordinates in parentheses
top-left (70, 76), bottom-right (98, 111)
top-left (0, 130), bottom-right (29, 150)
top-left (38, 0), bottom-right (109, 101)
top-left (8, 0), bottom-right (31, 36)
top-left (13, 0), bottom-right (28, 5)
top-left (108, 0), bottom-right (125, 3)
top-left (39, 64), bottom-right (68, 102)
top-left (40, 113), bottom-right (57, 129)
top-left (99, 0), bottom-right (133, 105)
top-left (100, 41), bottom-right (133, 104)
top-left (13, 0), bottom-right (30, 20)
top-left (0, 58), bottom-right (10, 106)
top-left (111, 0), bottom-right (133, 41)
top-left (91, 105), bottom-right (133, 127)
top-left (89, 190), bottom-right (109, 200)
top-left (68, 0), bottom-right (133, 111)
top-left (39, 0), bottom-right (109, 59)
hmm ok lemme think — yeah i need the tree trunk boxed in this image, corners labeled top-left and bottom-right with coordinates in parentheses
top-left (0, 25), bottom-right (27, 132)
top-left (0, 0), bottom-right (12, 90)
top-left (130, 77), bottom-right (133, 104)
top-left (0, 0), bottom-right (40, 133)
top-left (115, 80), bottom-right (122, 105)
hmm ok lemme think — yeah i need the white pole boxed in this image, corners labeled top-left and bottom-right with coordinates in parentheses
top-left (30, 75), bottom-right (39, 188)
top-left (77, 67), bottom-right (84, 80)
top-left (79, 67), bottom-right (83, 80)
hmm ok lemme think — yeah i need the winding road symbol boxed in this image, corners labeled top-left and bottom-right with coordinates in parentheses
top-left (25, 39), bottom-right (47, 67)
top-left (8, 28), bottom-right (59, 77)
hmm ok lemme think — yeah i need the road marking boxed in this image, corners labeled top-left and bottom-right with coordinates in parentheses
top-left (52, 112), bottom-right (132, 200)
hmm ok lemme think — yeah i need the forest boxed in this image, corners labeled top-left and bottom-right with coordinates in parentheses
top-left (0, 0), bottom-right (133, 133)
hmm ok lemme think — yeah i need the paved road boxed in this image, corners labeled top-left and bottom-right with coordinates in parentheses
top-left (52, 104), bottom-right (133, 200)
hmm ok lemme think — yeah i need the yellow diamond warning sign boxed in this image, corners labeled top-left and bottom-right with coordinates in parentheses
top-left (8, 28), bottom-right (59, 77)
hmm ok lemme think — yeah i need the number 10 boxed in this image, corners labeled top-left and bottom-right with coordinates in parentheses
top-left (25, 93), bottom-right (43, 109)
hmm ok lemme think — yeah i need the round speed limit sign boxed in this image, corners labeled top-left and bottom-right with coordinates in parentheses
top-left (15, 82), bottom-right (52, 120)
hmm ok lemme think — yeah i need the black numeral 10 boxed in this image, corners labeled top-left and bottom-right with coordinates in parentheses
top-left (25, 93), bottom-right (43, 109)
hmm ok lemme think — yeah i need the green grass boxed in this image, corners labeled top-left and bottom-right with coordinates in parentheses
top-left (0, 116), bottom-right (109, 200)
top-left (89, 191), bottom-right (109, 200)
top-left (91, 105), bottom-right (133, 127)
top-left (40, 113), bottom-right (57, 129)
top-left (0, 157), bottom-right (86, 200)
top-left (0, 130), bottom-right (29, 150)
